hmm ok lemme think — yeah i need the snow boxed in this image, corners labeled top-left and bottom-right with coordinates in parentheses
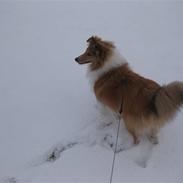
top-left (0, 1), bottom-right (183, 183)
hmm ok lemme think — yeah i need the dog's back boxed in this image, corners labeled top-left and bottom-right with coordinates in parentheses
top-left (94, 63), bottom-right (159, 117)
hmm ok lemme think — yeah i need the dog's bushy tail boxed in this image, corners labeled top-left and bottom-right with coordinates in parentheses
top-left (155, 81), bottom-right (183, 121)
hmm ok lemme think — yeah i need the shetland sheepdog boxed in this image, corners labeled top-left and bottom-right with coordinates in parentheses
top-left (75, 36), bottom-right (183, 145)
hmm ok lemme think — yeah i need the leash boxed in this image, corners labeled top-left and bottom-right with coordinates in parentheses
top-left (109, 103), bottom-right (123, 183)
top-left (109, 116), bottom-right (121, 183)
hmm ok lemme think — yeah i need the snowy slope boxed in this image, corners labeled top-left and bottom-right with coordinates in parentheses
top-left (0, 1), bottom-right (183, 183)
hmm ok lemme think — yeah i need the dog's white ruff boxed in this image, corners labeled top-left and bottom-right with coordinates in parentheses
top-left (87, 49), bottom-right (127, 85)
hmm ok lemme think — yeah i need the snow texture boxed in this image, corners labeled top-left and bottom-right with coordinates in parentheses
top-left (0, 1), bottom-right (183, 183)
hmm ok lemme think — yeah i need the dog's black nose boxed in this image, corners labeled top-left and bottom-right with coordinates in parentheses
top-left (75, 57), bottom-right (79, 62)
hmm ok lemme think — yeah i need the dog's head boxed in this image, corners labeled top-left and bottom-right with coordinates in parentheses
top-left (75, 36), bottom-right (115, 70)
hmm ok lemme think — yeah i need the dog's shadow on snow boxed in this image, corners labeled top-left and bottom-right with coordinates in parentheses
top-left (30, 105), bottom-right (156, 169)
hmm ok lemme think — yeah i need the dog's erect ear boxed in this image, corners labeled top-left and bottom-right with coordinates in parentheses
top-left (87, 36), bottom-right (94, 43)
top-left (87, 36), bottom-right (97, 43)
top-left (87, 36), bottom-right (101, 43)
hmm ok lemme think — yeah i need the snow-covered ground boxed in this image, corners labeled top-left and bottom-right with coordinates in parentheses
top-left (0, 1), bottom-right (183, 183)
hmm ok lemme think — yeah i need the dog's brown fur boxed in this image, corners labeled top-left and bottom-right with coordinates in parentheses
top-left (75, 36), bottom-right (183, 145)
top-left (76, 36), bottom-right (114, 70)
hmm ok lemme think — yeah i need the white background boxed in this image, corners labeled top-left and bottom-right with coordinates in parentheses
top-left (0, 1), bottom-right (183, 183)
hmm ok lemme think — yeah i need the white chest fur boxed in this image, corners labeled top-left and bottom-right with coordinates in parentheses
top-left (86, 49), bottom-right (127, 86)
